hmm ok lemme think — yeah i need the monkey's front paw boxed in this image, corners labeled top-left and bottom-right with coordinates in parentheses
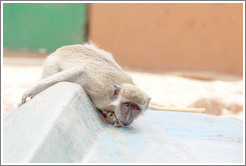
top-left (21, 92), bottom-right (32, 105)
top-left (20, 87), bottom-right (38, 105)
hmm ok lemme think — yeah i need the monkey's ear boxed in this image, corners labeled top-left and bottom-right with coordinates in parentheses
top-left (110, 85), bottom-right (121, 101)
top-left (113, 85), bottom-right (121, 96)
top-left (145, 97), bottom-right (151, 109)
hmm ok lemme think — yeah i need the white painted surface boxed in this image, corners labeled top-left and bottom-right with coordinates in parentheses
top-left (3, 82), bottom-right (243, 164)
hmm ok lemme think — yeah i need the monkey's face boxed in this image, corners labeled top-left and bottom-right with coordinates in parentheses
top-left (117, 102), bottom-right (142, 127)
top-left (109, 84), bottom-right (151, 127)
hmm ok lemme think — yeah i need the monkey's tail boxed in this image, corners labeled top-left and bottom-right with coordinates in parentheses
top-left (149, 104), bottom-right (206, 113)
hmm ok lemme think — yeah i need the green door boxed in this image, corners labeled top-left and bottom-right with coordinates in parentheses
top-left (3, 3), bottom-right (87, 52)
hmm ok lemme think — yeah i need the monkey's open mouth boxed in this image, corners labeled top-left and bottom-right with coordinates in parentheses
top-left (98, 109), bottom-right (121, 127)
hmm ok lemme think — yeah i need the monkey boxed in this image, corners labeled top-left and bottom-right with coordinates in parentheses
top-left (20, 42), bottom-right (151, 127)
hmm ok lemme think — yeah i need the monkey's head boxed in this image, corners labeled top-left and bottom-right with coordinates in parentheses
top-left (109, 83), bottom-right (151, 127)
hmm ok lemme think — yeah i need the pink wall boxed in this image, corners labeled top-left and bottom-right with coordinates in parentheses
top-left (89, 3), bottom-right (243, 75)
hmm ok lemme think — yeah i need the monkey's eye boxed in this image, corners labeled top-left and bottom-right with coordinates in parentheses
top-left (123, 103), bottom-right (129, 107)
top-left (133, 105), bottom-right (140, 110)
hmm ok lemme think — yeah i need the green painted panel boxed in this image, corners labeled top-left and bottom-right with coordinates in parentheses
top-left (3, 3), bottom-right (87, 52)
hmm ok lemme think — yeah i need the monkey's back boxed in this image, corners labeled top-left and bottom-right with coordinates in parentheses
top-left (47, 43), bottom-right (134, 108)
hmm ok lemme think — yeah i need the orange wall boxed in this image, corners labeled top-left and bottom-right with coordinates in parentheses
top-left (88, 3), bottom-right (243, 75)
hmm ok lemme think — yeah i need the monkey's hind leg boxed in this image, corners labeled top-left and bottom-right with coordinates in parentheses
top-left (20, 66), bottom-right (85, 105)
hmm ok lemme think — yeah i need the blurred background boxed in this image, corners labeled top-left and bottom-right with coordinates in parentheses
top-left (2, 3), bottom-right (244, 120)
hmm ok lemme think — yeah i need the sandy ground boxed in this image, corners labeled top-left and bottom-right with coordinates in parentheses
top-left (2, 50), bottom-right (244, 121)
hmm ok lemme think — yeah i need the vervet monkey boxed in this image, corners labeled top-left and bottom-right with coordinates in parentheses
top-left (20, 43), bottom-right (151, 127)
